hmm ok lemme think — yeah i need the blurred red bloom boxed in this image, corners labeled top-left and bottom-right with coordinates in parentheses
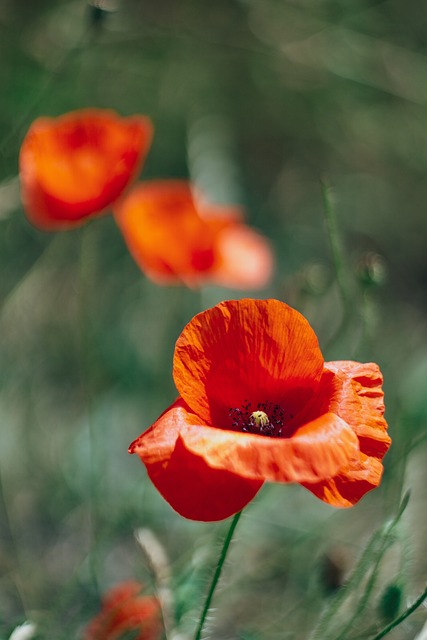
top-left (130, 299), bottom-right (391, 521)
top-left (84, 581), bottom-right (162, 640)
top-left (114, 180), bottom-right (273, 289)
top-left (20, 109), bottom-right (153, 230)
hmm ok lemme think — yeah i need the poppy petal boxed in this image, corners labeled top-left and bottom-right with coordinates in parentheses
top-left (102, 582), bottom-right (141, 609)
top-left (302, 452), bottom-right (384, 507)
top-left (295, 362), bottom-right (390, 457)
top-left (114, 181), bottom-right (216, 287)
top-left (299, 362), bottom-right (390, 507)
top-left (20, 109), bottom-right (153, 230)
top-left (173, 299), bottom-right (325, 426)
top-left (129, 399), bottom-right (263, 521)
top-left (211, 223), bottom-right (274, 289)
top-left (177, 411), bottom-right (359, 484)
top-left (115, 180), bottom-right (274, 290)
top-left (324, 361), bottom-right (390, 458)
top-left (84, 581), bottom-right (162, 640)
top-left (105, 598), bottom-right (161, 640)
top-left (130, 400), bottom-right (359, 520)
top-left (146, 443), bottom-right (263, 522)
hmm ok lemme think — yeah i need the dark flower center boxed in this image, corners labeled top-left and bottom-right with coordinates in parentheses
top-left (229, 400), bottom-right (288, 437)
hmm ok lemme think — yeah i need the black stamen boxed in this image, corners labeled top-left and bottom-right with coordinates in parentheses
top-left (228, 400), bottom-right (287, 438)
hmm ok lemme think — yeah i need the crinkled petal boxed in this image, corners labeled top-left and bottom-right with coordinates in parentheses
top-left (299, 361), bottom-right (390, 507)
top-left (20, 109), bottom-right (153, 230)
top-left (129, 400), bottom-right (262, 521)
top-left (295, 363), bottom-right (390, 458)
top-left (178, 412), bottom-right (359, 484)
top-left (302, 452), bottom-right (384, 507)
top-left (173, 299), bottom-right (324, 426)
top-left (324, 361), bottom-right (390, 458)
top-left (130, 399), bottom-right (359, 519)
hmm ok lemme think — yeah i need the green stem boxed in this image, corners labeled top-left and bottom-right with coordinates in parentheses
top-left (194, 511), bottom-right (242, 640)
top-left (332, 529), bottom-right (393, 640)
top-left (78, 224), bottom-right (99, 593)
top-left (0, 465), bottom-right (27, 616)
top-left (321, 180), bottom-right (350, 313)
top-left (332, 494), bottom-right (411, 640)
top-left (371, 584), bottom-right (427, 640)
top-left (321, 180), bottom-right (355, 353)
top-left (0, 235), bottom-right (65, 320)
top-left (311, 492), bottom-right (409, 640)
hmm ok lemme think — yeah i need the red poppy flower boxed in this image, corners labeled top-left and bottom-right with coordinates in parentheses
top-left (130, 299), bottom-right (391, 522)
top-left (83, 581), bottom-right (163, 640)
top-left (19, 109), bottom-right (153, 230)
top-left (114, 180), bottom-right (273, 289)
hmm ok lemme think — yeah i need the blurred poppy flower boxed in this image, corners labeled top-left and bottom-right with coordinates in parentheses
top-left (84, 581), bottom-right (162, 640)
top-left (114, 180), bottom-right (273, 289)
top-left (20, 109), bottom-right (153, 230)
top-left (130, 299), bottom-right (390, 522)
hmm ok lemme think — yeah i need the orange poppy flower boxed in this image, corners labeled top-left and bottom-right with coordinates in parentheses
top-left (114, 180), bottom-right (273, 289)
top-left (130, 299), bottom-right (391, 522)
top-left (84, 581), bottom-right (163, 640)
top-left (19, 109), bottom-right (153, 230)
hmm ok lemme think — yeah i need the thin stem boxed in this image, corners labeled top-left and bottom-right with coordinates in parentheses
top-left (0, 235), bottom-right (65, 320)
top-left (371, 584), bottom-right (427, 640)
top-left (321, 180), bottom-right (351, 313)
top-left (332, 494), bottom-right (411, 640)
top-left (0, 464), bottom-right (27, 616)
top-left (310, 492), bottom-right (410, 640)
top-left (321, 180), bottom-right (354, 353)
top-left (78, 224), bottom-right (99, 593)
top-left (194, 511), bottom-right (242, 640)
top-left (332, 528), bottom-right (394, 640)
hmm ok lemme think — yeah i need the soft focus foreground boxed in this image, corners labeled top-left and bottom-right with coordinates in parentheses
top-left (1, 1), bottom-right (427, 639)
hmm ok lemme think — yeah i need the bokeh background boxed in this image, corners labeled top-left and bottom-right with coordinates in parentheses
top-left (1, 0), bottom-right (427, 638)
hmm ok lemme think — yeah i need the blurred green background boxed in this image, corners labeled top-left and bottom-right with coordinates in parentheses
top-left (1, 0), bottom-right (427, 638)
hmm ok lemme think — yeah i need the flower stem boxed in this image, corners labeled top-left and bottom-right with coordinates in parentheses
top-left (0, 235), bottom-right (65, 320)
top-left (371, 584), bottom-right (427, 640)
top-left (0, 464), bottom-right (27, 616)
top-left (194, 511), bottom-right (242, 640)
top-left (78, 223), bottom-right (99, 593)
top-left (321, 179), bottom-right (351, 313)
top-left (321, 180), bottom-right (354, 353)
top-left (311, 492), bottom-right (410, 640)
